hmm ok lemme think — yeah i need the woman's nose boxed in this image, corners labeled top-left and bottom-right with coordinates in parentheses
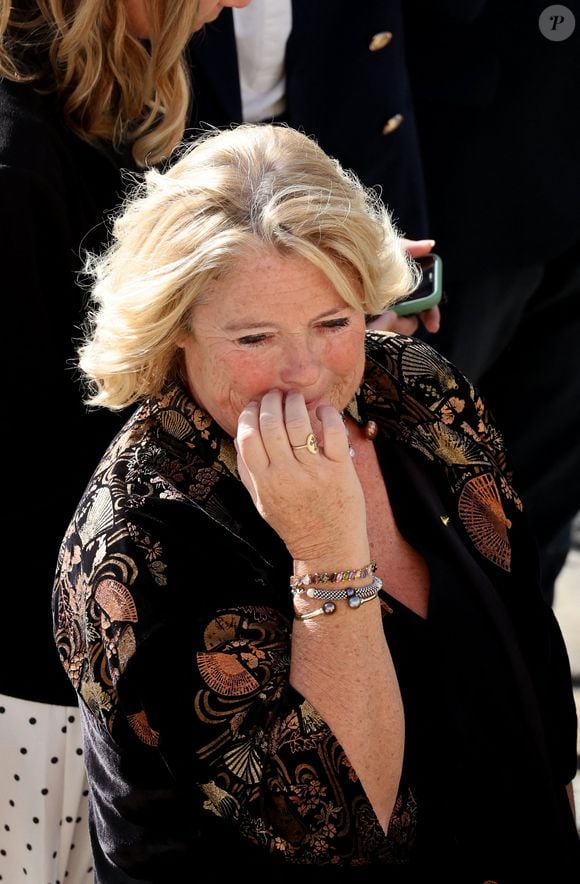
top-left (278, 340), bottom-right (321, 388)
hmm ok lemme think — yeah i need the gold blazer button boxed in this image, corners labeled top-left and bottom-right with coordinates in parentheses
top-left (382, 113), bottom-right (404, 135)
top-left (369, 31), bottom-right (393, 51)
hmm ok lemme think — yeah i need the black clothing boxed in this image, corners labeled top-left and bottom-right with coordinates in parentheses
top-left (0, 78), bottom-right (134, 703)
top-left (403, 0), bottom-right (580, 602)
top-left (53, 332), bottom-right (579, 877)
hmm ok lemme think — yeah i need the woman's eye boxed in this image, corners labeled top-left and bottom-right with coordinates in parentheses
top-left (237, 333), bottom-right (271, 347)
top-left (319, 317), bottom-right (351, 330)
top-left (236, 318), bottom-right (350, 346)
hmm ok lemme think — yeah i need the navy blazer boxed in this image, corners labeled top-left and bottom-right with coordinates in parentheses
top-left (186, 1), bottom-right (429, 240)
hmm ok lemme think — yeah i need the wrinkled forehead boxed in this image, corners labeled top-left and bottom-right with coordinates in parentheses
top-left (189, 248), bottom-right (359, 321)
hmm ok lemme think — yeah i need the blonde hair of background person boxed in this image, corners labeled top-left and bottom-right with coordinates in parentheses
top-left (0, 0), bottom-right (250, 167)
top-left (80, 123), bottom-right (417, 407)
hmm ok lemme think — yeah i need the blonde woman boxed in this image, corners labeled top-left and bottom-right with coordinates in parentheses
top-left (53, 124), bottom-right (579, 877)
top-left (0, 2), bottom-right (250, 881)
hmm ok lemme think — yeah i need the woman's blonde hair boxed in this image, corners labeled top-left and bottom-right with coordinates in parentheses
top-left (0, 1), bottom-right (199, 166)
top-left (80, 123), bottom-right (420, 409)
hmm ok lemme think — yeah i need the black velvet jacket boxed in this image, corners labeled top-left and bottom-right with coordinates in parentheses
top-left (53, 332), bottom-right (579, 879)
top-left (0, 78), bottom-right (133, 703)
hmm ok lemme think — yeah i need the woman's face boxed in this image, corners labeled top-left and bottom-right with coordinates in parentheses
top-left (177, 248), bottom-right (367, 439)
top-left (125, 1), bottom-right (253, 40)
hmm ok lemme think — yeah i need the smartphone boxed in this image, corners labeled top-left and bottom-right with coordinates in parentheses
top-left (392, 252), bottom-right (443, 315)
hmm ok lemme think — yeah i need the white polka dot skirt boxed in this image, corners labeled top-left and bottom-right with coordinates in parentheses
top-left (0, 693), bottom-right (94, 883)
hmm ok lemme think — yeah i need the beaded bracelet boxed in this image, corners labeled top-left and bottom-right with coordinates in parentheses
top-left (294, 592), bottom-right (378, 621)
top-left (290, 561), bottom-right (377, 590)
top-left (302, 575), bottom-right (383, 601)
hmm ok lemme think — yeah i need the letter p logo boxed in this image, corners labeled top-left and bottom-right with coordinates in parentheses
top-left (539, 5), bottom-right (576, 40)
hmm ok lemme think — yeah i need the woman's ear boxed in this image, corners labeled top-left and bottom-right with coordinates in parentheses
top-left (175, 317), bottom-right (192, 349)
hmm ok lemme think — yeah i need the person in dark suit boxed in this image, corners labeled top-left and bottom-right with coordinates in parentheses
top-left (187, 0), bottom-right (429, 243)
top-left (403, 0), bottom-right (580, 604)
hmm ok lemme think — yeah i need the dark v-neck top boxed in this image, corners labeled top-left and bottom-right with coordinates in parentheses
top-left (377, 438), bottom-right (579, 878)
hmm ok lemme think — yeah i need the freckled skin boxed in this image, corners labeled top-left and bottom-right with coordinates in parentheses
top-left (177, 248), bottom-right (367, 439)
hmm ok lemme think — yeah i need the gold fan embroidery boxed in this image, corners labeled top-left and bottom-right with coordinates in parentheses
top-left (222, 737), bottom-right (263, 783)
top-left (299, 700), bottom-right (325, 735)
top-left (414, 422), bottom-right (489, 466)
top-left (116, 626), bottom-right (137, 673)
top-left (201, 781), bottom-right (240, 819)
top-left (458, 474), bottom-right (512, 571)
top-left (78, 486), bottom-right (115, 544)
top-left (95, 579), bottom-right (138, 622)
top-left (158, 407), bottom-right (195, 440)
top-left (401, 344), bottom-right (459, 393)
top-left (127, 710), bottom-right (160, 746)
top-left (197, 651), bottom-right (260, 696)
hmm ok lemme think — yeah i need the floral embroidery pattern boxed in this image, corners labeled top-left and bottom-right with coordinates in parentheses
top-left (363, 332), bottom-right (522, 570)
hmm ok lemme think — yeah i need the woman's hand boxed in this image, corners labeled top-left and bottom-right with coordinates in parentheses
top-left (367, 237), bottom-right (441, 336)
top-left (237, 393), bottom-right (404, 835)
top-left (236, 389), bottom-right (369, 565)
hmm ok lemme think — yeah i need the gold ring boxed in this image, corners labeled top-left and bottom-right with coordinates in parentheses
top-left (291, 433), bottom-right (319, 454)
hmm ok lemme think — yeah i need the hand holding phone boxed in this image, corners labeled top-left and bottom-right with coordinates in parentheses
top-left (392, 253), bottom-right (443, 316)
